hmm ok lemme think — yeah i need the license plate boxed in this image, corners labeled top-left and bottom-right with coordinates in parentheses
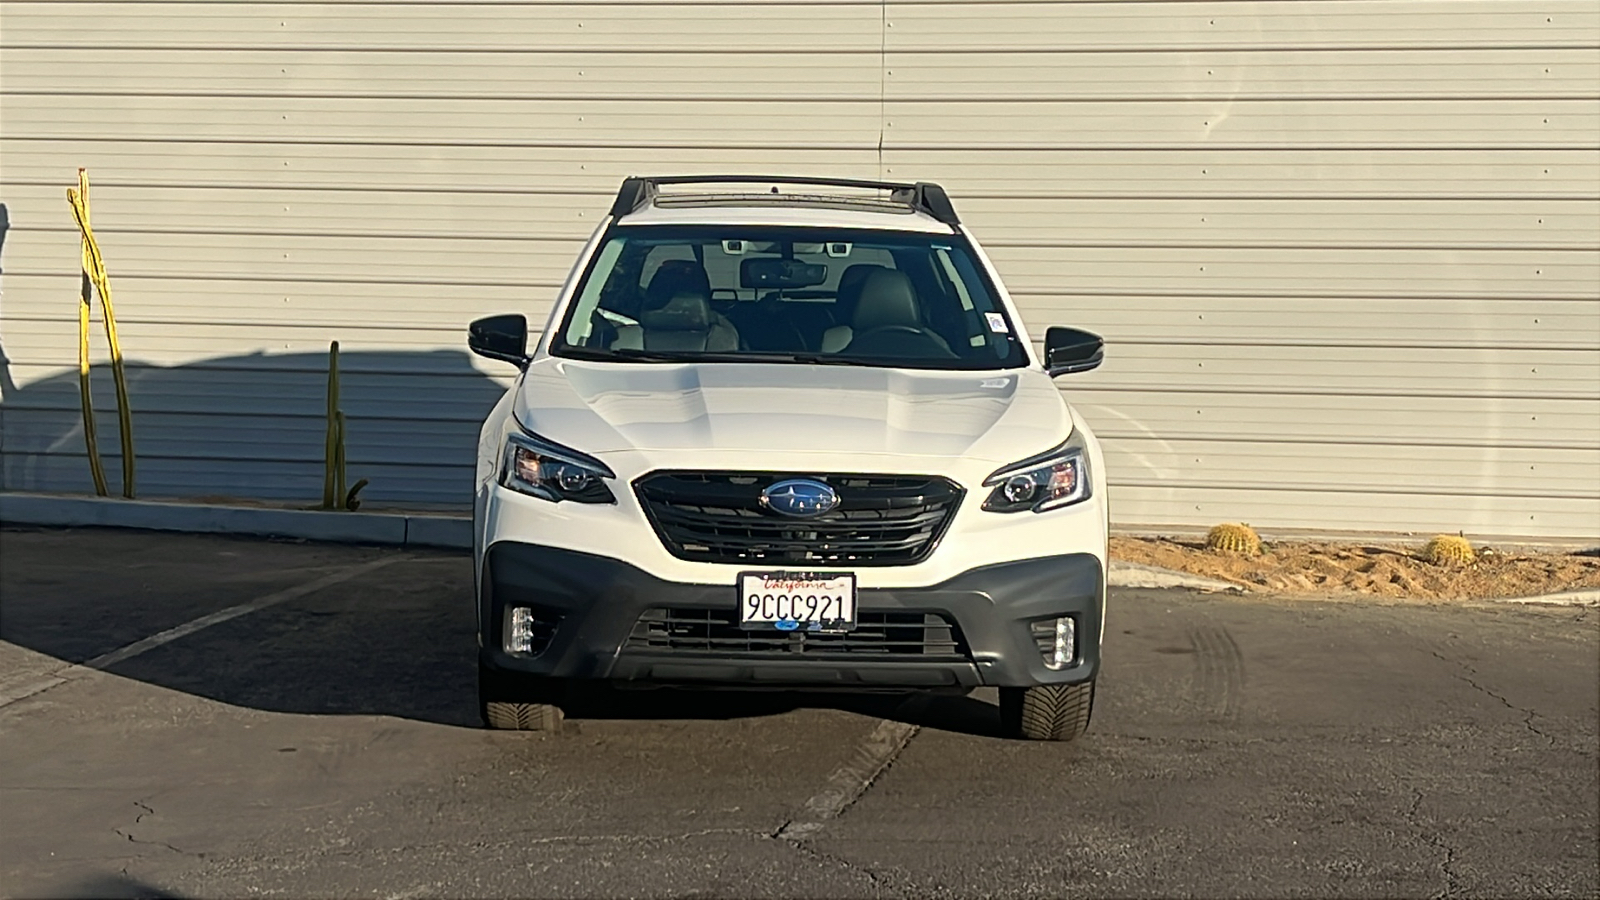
top-left (738, 572), bottom-right (856, 632)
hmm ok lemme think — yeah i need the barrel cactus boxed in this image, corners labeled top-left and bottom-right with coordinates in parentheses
top-left (1205, 523), bottom-right (1262, 556)
top-left (1422, 534), bottom-right (1476, 566)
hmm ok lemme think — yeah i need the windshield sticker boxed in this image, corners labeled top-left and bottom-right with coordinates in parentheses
top-left (985, 312), bottom-right (1009, 333)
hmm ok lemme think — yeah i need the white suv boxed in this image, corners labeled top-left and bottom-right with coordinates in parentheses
top-left (468, 176), bottom-right (1108, 740)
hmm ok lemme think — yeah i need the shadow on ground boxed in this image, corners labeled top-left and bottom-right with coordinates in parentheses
top-left (28, 873), bottom-right (185, 900)
top-left (561, 684), bottom-right (1004, 738)
top-left (1, 528), bottom-right (1007, 737)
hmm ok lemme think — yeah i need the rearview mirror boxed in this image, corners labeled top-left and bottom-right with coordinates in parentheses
top-left (1044, 326), bottom-right (1104, 377)
top-left (469, 314), bottom-right (530, 368)
top-left (740, 257), bottom-right (829, 290)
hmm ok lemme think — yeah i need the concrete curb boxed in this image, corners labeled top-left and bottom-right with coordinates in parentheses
top-left (0, 492), bottom-right (472, 550)
top-left (1490, 589), bottom-right (1600, 607)
top-left (1106, 561), bottom-right (1244, 594)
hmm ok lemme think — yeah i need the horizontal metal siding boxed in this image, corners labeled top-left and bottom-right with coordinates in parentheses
top-left (5, 141), bottom-right (1595, 196)
top-left (1, 95), bottom-right (888, 146)
top-left (3, 50), bottom-right (887, 99)
top-left (882, 48), bottom-right (1600, 99)
top-left (1106, 487), bottom-right (1599, 537)
top-left (4, 1), bottom-right (1589, 50)
top-left (7, 230), bottom-right (1595, 303)
top-left (9, 93), bottom-right (1600, 149)
top-left (880, 0), bottom-right (1600, 538)
top-left (881, 1), bottom-right (1600, 50)
top-left (11, 48), bottom-right (1600, 99)
top-left (7, 318), bottom-right (1599, 395)
top-left (1, 1), bottom-right (1597, 539)
top-left (8, 184), bottom-right (1600, 248)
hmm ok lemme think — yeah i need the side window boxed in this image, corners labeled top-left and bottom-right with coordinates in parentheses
top-left (943, 247), bottom-right (1016, 358)
top-left (934, 249), bottom-right (976, 312)
top-left (562, 239), bottom-right (627, 346)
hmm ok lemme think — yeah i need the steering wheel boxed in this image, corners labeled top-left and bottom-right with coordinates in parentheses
top-left (847, 324), bottom-right (959, 359)
top-left (856, 325), bottom-right (928, 339)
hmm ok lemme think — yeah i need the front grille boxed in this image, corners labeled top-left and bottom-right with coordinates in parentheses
top-left (627, 607), bottom-right (969, 659)
top-left (633, 471), bottom-right (963, 566)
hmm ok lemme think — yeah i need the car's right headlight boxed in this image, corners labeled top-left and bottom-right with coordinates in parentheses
top-left (500, 431), bottom-right (616, 504)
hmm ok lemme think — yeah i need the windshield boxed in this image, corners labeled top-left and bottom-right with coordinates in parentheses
top-left (549, 226), bottom-right (1028, 370)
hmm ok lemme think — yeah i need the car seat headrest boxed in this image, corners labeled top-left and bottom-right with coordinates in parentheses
top-left (645, 260), bottom-right (711, 309)
top-left (851, 269), bottom-right (922, 332)
top-left (835, 263), bottom-right (887, 317)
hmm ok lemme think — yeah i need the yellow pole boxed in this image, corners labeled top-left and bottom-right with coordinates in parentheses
top-left (70, 171), bottom-right (109, 496)
top-left (76, 268), bottom-right (109, 497)
top-left (68, 170), bottom-right (136, 498)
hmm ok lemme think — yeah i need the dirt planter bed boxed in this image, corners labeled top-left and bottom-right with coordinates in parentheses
top-left (1110, 536), bottom-right (1600, 601)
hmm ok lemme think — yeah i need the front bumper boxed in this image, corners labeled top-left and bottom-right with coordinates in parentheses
top-left (480, 543), bottom-right (1103, 689)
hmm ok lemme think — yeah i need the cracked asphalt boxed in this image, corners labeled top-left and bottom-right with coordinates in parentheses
top-left (1, 527), bottom-right (1596, 899)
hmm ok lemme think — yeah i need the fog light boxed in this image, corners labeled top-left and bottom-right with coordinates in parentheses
top-left (1030, 616), bottom-right (1076, 670)
top-left (507, 607), bottom-right (538, 654)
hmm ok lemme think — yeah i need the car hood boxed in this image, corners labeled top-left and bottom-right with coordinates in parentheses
top-left (508, 355), bottom-right (1062, 461)
top-left (513, 358), bottom-right (1071, 466)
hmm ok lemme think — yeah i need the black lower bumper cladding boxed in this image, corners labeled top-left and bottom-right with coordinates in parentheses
top-left (481, 543), bottom-right (1103, 689)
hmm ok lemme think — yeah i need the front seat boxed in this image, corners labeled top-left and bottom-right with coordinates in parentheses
top-left (839, 269), bottom-right (955, 358)
top-left (643, 259), bottom-right (712, 311)
top-left (637, 292), bottom-right (740, 351)
top-left (613, 260), bottom-right (740, 351)
top-left (819, 263), bottom-right (887, 353)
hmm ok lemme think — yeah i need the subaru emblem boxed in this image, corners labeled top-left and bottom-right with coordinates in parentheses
top-left (761, 478), bottom-right (839, 518)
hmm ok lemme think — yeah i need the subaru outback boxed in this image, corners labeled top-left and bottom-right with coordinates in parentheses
top-left (468, 176), bottom-right (1108, 740)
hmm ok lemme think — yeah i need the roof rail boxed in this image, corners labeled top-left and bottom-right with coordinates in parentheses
top-left (608, 175), bottom-right (961, 225)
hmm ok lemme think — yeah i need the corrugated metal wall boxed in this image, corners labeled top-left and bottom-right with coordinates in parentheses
top-left (2, 0), bottom-right (1597, 538)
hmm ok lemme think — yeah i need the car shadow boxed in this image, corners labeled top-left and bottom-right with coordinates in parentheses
top-left (835, 690), bottom-right (1006, 737)
top-left (561, 684), bottom-right (1004, 738)
top-left (25, 873), bottom-right (185, 900)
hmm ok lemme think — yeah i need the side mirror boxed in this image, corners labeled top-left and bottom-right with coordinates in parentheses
top-left (469, 314), bottom-right (530, 368)
top-left (1044, 326), bottom-right (1104, 377)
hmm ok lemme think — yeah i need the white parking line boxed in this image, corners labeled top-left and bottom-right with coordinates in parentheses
top-left (777, 718), bottom-right (918, 840)
top-left (0, 557), bottom-right (401, 709)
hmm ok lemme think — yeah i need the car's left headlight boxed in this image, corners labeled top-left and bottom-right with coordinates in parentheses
top-left (981, 436), bottom-right (1091, 513)
top-left (500, 431), bottom-right (616, 504)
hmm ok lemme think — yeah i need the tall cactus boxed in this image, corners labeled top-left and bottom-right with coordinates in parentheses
top-left (322, 341), bottom-right (369, 511)
top-left (322, 342), bottom-right (341, 510)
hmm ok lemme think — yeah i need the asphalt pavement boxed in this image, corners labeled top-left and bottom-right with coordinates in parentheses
top-left (1, 527), bottom-right (1595, 899)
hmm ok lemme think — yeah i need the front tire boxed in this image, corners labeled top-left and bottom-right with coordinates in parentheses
top-left (479, 663), bottom-right (565, 732)
top-left (1000, 680), bottom-right (1094, 741)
